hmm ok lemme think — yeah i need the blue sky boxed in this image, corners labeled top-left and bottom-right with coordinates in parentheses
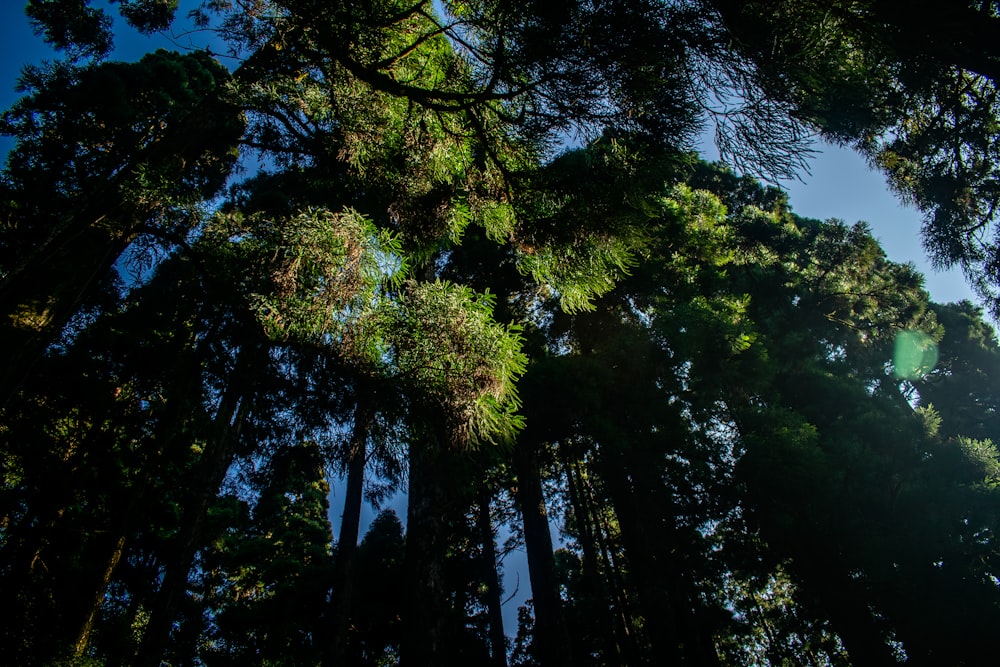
top-left (777, 144), bottom-right (975, 307)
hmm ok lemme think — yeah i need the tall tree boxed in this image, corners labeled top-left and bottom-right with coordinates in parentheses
top-left (199, 442), bottom-right (335, 666)
top-left (387, 279), bottom-right (526, 664)
top-left (7, 2), bottom-right (1000, 665)
top-left (0, 50), bottom-right (242, 404)
top-left (708, 0), bottom-right (1000, 313)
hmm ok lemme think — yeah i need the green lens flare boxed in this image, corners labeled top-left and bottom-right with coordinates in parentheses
top-left (893, 330), bottom-right (938, 379)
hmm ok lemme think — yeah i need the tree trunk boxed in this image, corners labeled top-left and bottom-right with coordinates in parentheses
top-left (73, 534), bottom-right (127, 657)
top-left (324, 400), bottom-right (374, 666)
top-left (512, 440), bottom-right (573, 667)
top-left (601, 463), bottom-right (687, 666)
top-left (564, 451), bottom-right (641, 664)
top-left (477, 488), bottom-right (508, 667)
top-left (135, 359), bottom-right (253, 666)
top-left (401, 433), bottom-right (453, 666)
top-left (599, 439), bottom-right (725, 667)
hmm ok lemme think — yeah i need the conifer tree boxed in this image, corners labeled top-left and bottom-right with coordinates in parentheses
top-left (5, 2), bottom-right (1000, 665)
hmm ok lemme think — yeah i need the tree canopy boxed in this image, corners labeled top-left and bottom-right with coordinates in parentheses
top-left (3, 1), bottom-right (1000, 665)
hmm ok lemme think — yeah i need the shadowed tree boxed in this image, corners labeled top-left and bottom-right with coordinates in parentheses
top-left (198, 442), bottom-right (335, 666)
top-left (0, 49), bottom-right (243, 405)
top-left (386, 279), bottom-right (526, 665)
top-left (7, 2), bottom-right (1000, 665)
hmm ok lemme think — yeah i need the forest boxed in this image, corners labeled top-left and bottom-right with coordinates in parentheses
top-left (3, 1), bottom-right (1000, 665)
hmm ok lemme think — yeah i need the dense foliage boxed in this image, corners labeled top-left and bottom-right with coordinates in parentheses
top-left (3, 1), bottom-right (1000, 665)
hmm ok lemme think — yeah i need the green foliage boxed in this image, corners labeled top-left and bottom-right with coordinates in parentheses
top-left (917, 300), bottom-right (1000, 441)
top-left (5, 3), bottom-right (1000, 665)
top-left (3, 49), bottom-right (241, 207)
top-left (200, 443), bottom-right (335, 665)
top-left (118, 0), bottom-right (179, 33)
top-left (25, 0), bottom-right (113, 59)
top-left (0, 48), bottom-right (243, 375)
top-left (712, 0), bottom-right (1000, 315)
top-left (516, 232), bottom-right (640, 314)
top-left (511, 141), bottom-right (700, 312)
top-left (25, 0), bottom-right (182, 58)
top-left (389, 280), bottom-right (527, 446)
top-left (236, 207), bottom-right (405, 353)
top-left (956, 436), bottom-right (1000, 483)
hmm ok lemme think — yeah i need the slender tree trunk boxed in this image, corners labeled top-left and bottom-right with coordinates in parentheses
top-left (602, 466), bottom-right (686, 666)
top-left (401, 432), bottom-right (453, 666)
top-left (572, 458), bottom-right (641, 666)
top-left (70, 460), bottom-right (160, 659)
top-left (135, 361), bottom-right (253, 666)
top-left (324, 400), bottom-right (374, 667)
top-left (73, 534), bottom-right (127, 656)
top-left (562, 456), bottom-right (600, 586)
top-left (599, 440), bottom-right (725, 667)
top-left (477, 488), bottom-right (508, 667)
top-left (512, 440), bottom-right (573, 667)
